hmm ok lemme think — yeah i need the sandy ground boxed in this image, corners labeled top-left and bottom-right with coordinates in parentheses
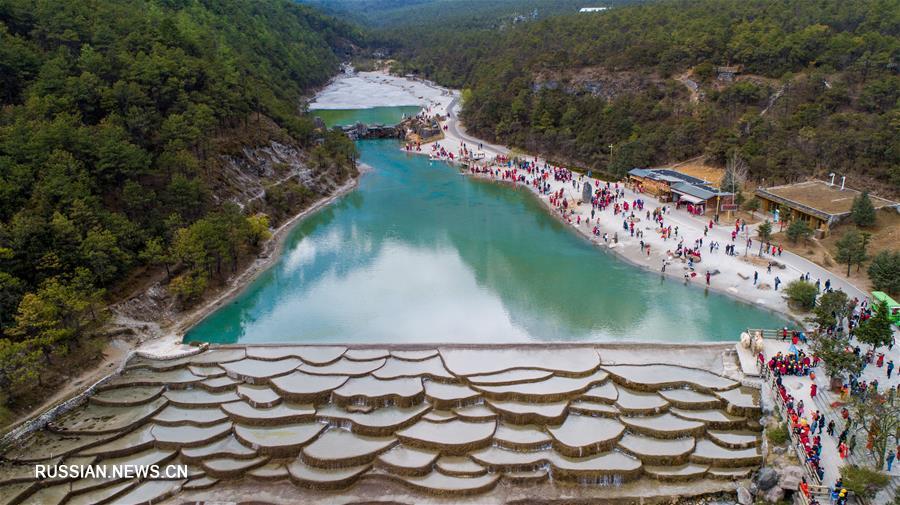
top-left (310, 70), bottom-right (455, 111)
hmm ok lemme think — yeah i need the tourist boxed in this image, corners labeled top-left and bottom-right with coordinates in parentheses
top-left (753, 271), bottom-right (758, 285)
top-left (888, 360), bottom-right (895, 379)
top-left (839, 442), bottom-right (849, 459)
top-left (888, 449), bottom-right (896, 472)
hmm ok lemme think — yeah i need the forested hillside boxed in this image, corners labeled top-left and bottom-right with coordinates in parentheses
top-left (300, 0), bottom-right (600, 28)
top-left (0, 0), bottom-right (359, 415)
top-left (383, 0), bottom-right (900, 192)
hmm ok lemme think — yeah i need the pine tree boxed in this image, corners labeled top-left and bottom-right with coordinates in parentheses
top-left (835, 229), bottom-right (866, 277)
top-left (851, 191), bottom-right (876, 227)
top-left (855, 300), bottom-right (894, 349)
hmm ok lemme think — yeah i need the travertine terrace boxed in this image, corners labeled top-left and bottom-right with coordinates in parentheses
top-left (0, 345), bottom-right (762, 504)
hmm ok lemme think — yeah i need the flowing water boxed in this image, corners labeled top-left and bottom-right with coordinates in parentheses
top-left (185, 107), bottom-right (786, 344)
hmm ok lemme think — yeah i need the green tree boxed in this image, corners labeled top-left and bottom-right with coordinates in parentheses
top-left (246, 214), bottom-right (272, 248)
top-left (814, 289), bottom-right (850, 330)
top-left (868, 251), bottom-right (900, 295)
top-left (168, 271), bottom-right (208, 306)
top-left (0, 270), bottom-right (24, 330)
top-left (743, 198), bottom-right (760, 213)
top-left (811, 332), bottom-right (863, 383)
top-left (756, 220), bottom-right (772, 256)
top-left (7, 275), bottom-right (104, 363)
top-left (835, 229), bottom-right (867, 277)
top-left (784, 280), bottom-right (818, 311)
top-left (139, 237), bottom-right (170, 278)
top-left (851, 191), bottom-right (876, 227)
top-left (855, 300), bottom-right (894, 350)
top-left (786, 220), bottom-right (812, 244)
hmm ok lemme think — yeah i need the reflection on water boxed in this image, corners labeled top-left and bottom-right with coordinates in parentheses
top-left (186, 135), bottom-right (786, 344)
top-left (310, 106), bottom-right (422, 127)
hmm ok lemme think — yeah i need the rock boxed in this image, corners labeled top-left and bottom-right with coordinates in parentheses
top-left (755, 467), bottom-right (779, 491)
top-left (778, 465), bottom-right (804, 491)
top-left (749, 482), bottom-right (759, 496)
top-left (581, 181), bottom-right (593, 203)
top-left (773, 446), bottom-right (786, 454)
top-left (762, 485), bottom-right (784, 503)
top-left (737, 485), bottom-right (753, 505)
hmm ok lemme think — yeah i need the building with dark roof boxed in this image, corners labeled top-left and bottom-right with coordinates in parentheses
top-left (628, 168), bottom-right (732, 215)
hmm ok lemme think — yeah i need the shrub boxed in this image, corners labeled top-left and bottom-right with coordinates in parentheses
top-left (841, 465), bottom-right (889, 499)
top-left (766, 423), bottom-right (789, 445)
top-left (168, 272), bottom-right (209, 305)
top-left (784, 280), bottom-right (817, 311)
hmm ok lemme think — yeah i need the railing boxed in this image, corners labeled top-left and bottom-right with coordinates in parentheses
top-left (748, 328), bottom-right (788, 340)
top-left (767, 372), bottom-right (824, 487)
top-left (795, 484), bottom-right (834, 505)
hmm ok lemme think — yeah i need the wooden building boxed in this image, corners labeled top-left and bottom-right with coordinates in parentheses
top-left (628, 168), bottom-right (732, 215)
top-left (754, 180), bottom-right (899, 237)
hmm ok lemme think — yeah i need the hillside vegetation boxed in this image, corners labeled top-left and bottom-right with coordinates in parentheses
top-left (0, 0), bottom-right (359, 415)
top-left (382, 0), bottom-right (900, 192)
top-left (300, 0), bottom-right (602, 28)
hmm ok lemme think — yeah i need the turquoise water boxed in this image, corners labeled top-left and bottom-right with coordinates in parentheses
top-left (185, 132), bottom-right (787, 344)
top-left (310, 106), bottom-right (421, 127)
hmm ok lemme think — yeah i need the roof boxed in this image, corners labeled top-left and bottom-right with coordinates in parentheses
top-left (629, 168), bottom-right (730, 200)
top-left (755, 180), bottom-right (899, 221)
top-left (628, 168), bottom-right (653, 178)
top-left (672, 182), bottom-right (716, 201)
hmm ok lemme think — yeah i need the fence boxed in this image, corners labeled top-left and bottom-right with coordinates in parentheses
top-left (764, 366), bottom-right (824, 487)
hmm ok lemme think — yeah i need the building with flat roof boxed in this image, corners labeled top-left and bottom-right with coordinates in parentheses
top-left (754, 180), bottom-right (898, 236)
top-left (628, 168), bottom-right (732, 215)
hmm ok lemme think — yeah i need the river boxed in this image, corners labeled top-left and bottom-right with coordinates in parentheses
top-left (184, 105), bottom-right (786, 344)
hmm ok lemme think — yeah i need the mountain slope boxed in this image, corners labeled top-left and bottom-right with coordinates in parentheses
top-left (385, 0), bottom-right (900, 192)
top-left (0, 0), bottom-right (359, 414)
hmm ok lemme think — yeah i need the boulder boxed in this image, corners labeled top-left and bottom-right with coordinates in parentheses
top-left (762, 485), bottom-right (784, 503)
top-left (737, 485), bottom-right (753, 505)
top-left (778, 465), bottom-right (804, 491)
top-left (755, 467), bottom-right (779, 491)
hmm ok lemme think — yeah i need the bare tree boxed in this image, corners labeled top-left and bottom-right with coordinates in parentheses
top-left (720, 152), bottom-right (748, 194)
top-left (848, 392), bottom-right (900, 469)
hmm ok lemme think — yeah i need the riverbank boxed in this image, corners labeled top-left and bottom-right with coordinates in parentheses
top-left (399, 72), bottom-right (867, 325)
top-left (143, 174), bottom-right (364, 354)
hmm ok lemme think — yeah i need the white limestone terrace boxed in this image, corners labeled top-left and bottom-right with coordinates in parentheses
top-left (0, 343), bottom-right (765, 504)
